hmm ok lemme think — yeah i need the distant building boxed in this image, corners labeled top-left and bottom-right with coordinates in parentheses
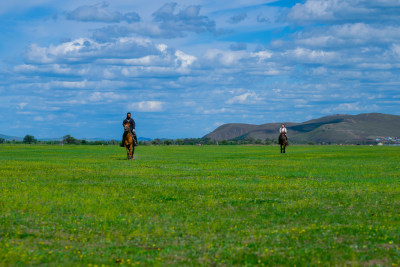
top-left (376, 136), bottom-right (400, 145)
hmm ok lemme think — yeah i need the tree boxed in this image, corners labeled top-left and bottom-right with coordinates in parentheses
top-left (164, 139), bottom-right (173, 146)
top-left (151, 139), bottom-right (162, 145)
top-left (63, 135), bottom-right (76, 144)
top-left (175, 139), bottom-right (184, 145)
top-left (23, 135), bottom-right (37, 144)
top-left (0, 138), bottom-right (5, 144)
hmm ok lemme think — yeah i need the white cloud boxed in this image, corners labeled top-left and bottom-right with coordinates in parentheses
top-left (226, 91), bottom-right (263, 104)
top-left (50, 80), bottom-right (89, 89)
top-left (204, 49), bottom-right (246, 66)
top-left (389, 44), bottom-right (400, 58)
top-left (288, 0), bottom-right (400, 24)
top-left (295, 24), bottom-right (400, 49)
top-left (23, 37), bottom-right (198, 78)
top-left (34, 116), bottom-right (44, 122)
top-left (174, 50), bottom-right (197, 72)
top-left (14, 64), bottom-right (38, 72)
top-left (288, 0), bottom-right (366, 24)
top-left (88, 92), bottom-right (124, 102)
top-left (251, 50), bottom-right (272, 61)
top-left (321, 102), bottom-right (379, 114)
top-left (196, 107), bottom-right (233, 114)
top-left (25, 37), bottom-right (158, 64)
top-left (203, 49), bottom-right (273, 67)
top-left (282, 47), bottom-right (338, 64)
top-left (129, 101), bottom-right (164, 112)
top-left (33, 114), bottom-right (56, 122)
top-left (17, 102), bottom-right (28, 110)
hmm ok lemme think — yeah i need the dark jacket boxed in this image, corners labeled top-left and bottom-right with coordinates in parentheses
top-left (123, 118), bottom-right (135, 132)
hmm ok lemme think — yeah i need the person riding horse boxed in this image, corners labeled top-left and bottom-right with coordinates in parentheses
top-left (279, 124), bottom-right (288, 153)
top-left (120, 112), bottom-right (138, 147)
top-left (279, 124), bottom-right (288, 142)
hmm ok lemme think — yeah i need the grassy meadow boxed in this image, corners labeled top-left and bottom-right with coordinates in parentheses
top-left (0, 144), bottom-right (399, 266)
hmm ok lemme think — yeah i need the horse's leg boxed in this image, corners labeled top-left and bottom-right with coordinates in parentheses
top-left (126, 146), bottom-right (130, 160)
top-left (280, 144), bottom-right (282, 153)
top-left (129, 145), bottom-right (133, 159)
top-left (132, 146), bottom-right (135, 158)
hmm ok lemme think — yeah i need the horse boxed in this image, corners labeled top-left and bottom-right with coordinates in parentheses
top-left (279, 132), bottom-right (287, 153)
top-left (124, 123), bottom-right (135, 160)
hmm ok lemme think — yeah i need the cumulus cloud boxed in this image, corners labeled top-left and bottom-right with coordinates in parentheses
top-left (287, 0), bottom-right (400, 24)
top-left (90, 3), bottom-right (216, 40)
top-left (203, 49), bottom-right (273, 67)
top-left (293, 23), bottom-right (400, 49)
top-left (16, 34), bottom-right (199, 84)
top-left (24, 37), bottom-right (163, 64)
top-left (151, 2), bottom-right (216, 37)
top-left (66, 2), bottom-right (140, 23)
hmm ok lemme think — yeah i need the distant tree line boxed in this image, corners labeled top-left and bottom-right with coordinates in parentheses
top-left (1, 135), bottom-right (278, 146)
top-left (0, 135), bottom-right (378, 146)
top-left (0, 134), bottom-right (119, 145)
top-left (138, 137), bottom-right (281, 146)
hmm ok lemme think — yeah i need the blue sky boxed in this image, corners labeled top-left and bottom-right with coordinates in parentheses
top-left (1, 0), bottom-right (400, 139)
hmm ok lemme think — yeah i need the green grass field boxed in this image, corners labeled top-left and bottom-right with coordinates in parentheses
top-left (0, 145), bottom-right (399, 266)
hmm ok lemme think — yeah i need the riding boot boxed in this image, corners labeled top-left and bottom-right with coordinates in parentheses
top-left (120, 134), bottom-right (125, 147)
top-left (133, 132), bottom-right (138, 146)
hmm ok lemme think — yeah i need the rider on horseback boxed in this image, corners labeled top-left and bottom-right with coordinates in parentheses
top-left (120, 112), bottom-right (138, 147)
top-left (279, 124), bottom-right (288, 142)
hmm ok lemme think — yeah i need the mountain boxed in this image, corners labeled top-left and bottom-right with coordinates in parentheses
top-left (138, 137), bottom-right (152, 141)
top-left (0, 134), bottom-right (23, 141)
top-left (204, 113), bottom-right (400, 144)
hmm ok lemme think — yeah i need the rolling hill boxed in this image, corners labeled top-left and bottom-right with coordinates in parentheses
top-left (0, 134), bottom-right (22, 141)
top-left (204, 113), bottom-right (400, 144)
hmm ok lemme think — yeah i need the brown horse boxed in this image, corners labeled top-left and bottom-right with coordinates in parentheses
top-left (279, 132), bottom-right (287, 153)
top-left (124, 123), bottom-right (135, 160)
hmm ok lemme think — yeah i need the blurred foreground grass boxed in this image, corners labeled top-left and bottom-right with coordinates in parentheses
top-left (0, 145), bottom-right (399, 266)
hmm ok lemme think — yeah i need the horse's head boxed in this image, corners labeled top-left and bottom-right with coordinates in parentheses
top-left (124, 123), bottom-right (130, 132)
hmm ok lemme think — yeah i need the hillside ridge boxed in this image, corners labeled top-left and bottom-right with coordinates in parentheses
top-left (204, 113), bottom-right (400, 144)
